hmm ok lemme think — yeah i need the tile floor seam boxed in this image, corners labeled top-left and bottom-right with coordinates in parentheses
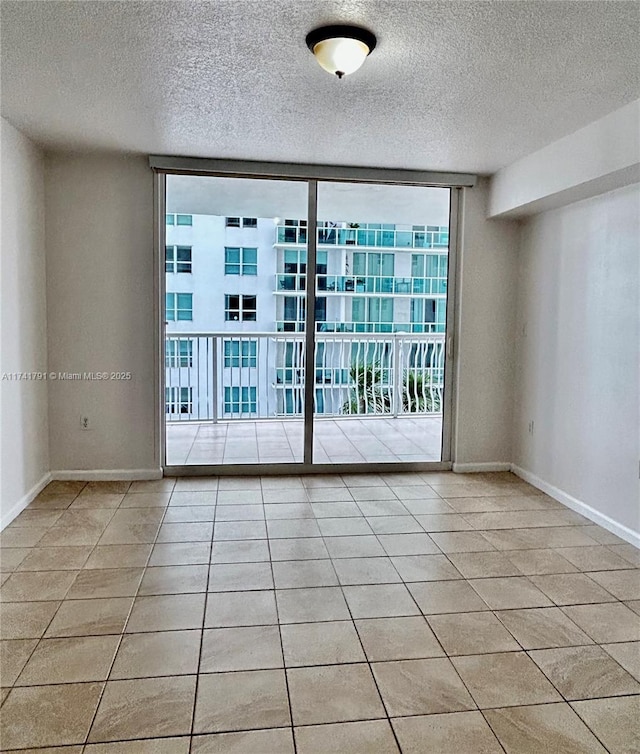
top-left (5, 493), bottom-right (123, 699)
top-left (473, 709), bottom-right (510, 754)
top-left (261, 480), bottom-right (298, 754)
top-left (186, 488), bottom-right (218, 753)
top-left (80, 493), bottom-right (172, 748)
top-left (523, 645), bottom-right (640, 704)
top-left (310, 508), bottom-right (406, 752)
top-left (568, 695), bottom-right (640, 753)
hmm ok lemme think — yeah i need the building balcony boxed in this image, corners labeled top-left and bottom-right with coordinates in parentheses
top-left (165, 330), bottom-right (444, 419)
top-left (165, 330), bottom-right (445, 464)
top-left (275, 322), bottom-right (446, 333)
top-left (275, 225), bottom-right (449, 249)
top-left (275, 273), bottom-right (447, 296)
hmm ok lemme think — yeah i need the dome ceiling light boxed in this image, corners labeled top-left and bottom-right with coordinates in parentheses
top-left (305, 25), bottom-right (377, 79)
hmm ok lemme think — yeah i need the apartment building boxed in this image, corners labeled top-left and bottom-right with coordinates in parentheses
top-left (165, 212), bottom-right (449, 419)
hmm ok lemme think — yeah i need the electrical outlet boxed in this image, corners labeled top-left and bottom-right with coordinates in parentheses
top-left (528, 420), bottom-right (534, 435)
top-left (80, 415), bottom-right (91, 431)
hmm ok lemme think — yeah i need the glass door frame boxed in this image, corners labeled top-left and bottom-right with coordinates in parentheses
top-left (151, 157), bottom-right (475, 475)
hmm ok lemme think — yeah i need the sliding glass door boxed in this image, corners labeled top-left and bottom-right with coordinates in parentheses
top-left (312, 182), bottom-right (452, 465)
top-left (160, 169), bottom-right (457, 471)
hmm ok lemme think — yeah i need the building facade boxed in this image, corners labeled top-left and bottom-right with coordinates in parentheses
top-left (165, 213), bottom-right (449, 420)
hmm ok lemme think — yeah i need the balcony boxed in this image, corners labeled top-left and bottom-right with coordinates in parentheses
top-left (276, 273), bottom-right (447, 296)
top-left (275, 322), bottom-right (446, 334)
top-left (165, 331), bottom-right (445, 465)
top-left (276, 225), bottom-right (449, 249)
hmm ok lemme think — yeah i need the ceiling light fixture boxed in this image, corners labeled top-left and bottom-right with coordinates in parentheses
top-left (306, 25), bottom-right (377, 79)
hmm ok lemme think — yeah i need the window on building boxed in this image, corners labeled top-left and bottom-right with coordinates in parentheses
top-left (412, 253), bottom-right (447, 279)
top-left (281, 219), bottom-right (307, 243)
top-left (165, 339), bottom-right (193, 367)
top-left (166, 293), bottom-right (193, 321)
top-left (411, 253), bottom-right (447, 294)
top-left (283, 388), bottom-right (304, 415)
top-left (225, 294), bottom-right (257, 321)
top-left (315, 297), bottom-right (327, 323)
top-left (242, 217), bottom-right (257, 228)
top-left (224, 386), bottom-right (257, 414)
top-left (225, 247), bottom-right (258, 275)
top-left (276, 341), bottom-right (305, 385)
top-left (224, 339), bottom-right (257, 367)
top-left (281, 296), bottom-right (326, 331)
top-left (281, 250), bottom-right (326, 291)
top-left (353, 252), bottom-right (394, 277)
top-left (410, 298), bottom-right (446, 333)
top-left (352, 297), bottom-right (394, 331)
top-left (166, 214), bottom-right (193, 226)
top-left (165, 246), bottom-right (192, 274)
top-left (226, 217), bottom-right (241, 227)
top-left (282, 296), bottom-right (303, 331)
top-left (165, 387), bottom-right (193, 414)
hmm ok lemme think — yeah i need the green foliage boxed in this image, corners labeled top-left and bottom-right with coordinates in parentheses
top-left (343, 361), bottom-right (390, 414)
top-left (342, 360), bottom-right (441, 414)
top-left (402, 371), bottom-right (441, 412)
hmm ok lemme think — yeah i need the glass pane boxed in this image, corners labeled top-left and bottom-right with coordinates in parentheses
top-left (317, 182), bottom-right (451, 463)
top-left (165, 173), bottom-right (308, 464)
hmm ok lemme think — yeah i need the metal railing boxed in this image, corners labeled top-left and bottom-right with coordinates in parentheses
top-left (165, 332), bottom-right (445, 422)
top-left (275, 273), bottom-right (447, 296)
top-left (276, 225), bottom-right (449, 249)
top-left (275, 322), bottom-right (446, 334)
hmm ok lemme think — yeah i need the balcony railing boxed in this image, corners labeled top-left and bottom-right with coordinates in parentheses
top-left (275, 322), bottom-right (446, 334)
top-left (165, 332), bottom-right (445, 422)
top-left (276, 226), bottom-right (449, 249)
top-left (276, 273), bottom-right (447, 296)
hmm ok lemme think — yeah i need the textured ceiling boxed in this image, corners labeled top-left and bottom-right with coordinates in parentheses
top-left (2, 1), bottom-right (639, 174)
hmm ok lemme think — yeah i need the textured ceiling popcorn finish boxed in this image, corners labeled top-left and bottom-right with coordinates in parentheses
top-left (1, 1), bottom-right (638, 173)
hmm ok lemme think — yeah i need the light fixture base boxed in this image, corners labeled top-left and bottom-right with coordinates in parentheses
top-left (305, 24), bottom-right (377, 78)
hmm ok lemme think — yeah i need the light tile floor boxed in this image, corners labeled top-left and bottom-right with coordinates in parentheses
top-left (166, 416), bottom-right (442, 465)
top-left (1, 472), bottom-right (639, 752)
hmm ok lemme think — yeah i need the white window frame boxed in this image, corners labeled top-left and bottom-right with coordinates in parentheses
top-left (165, 386), bottom-right (193, 414)
top-left (224, 339), bottom-right (258, 368)
top-left (224, 294), bottom-right (257, 322)
top-left (224, 386), bottom-right (257, 415)
top-left (166, 292), bottom-right (193, 321)
top-left (224, 247), bottom-right (258, 276)
top-left (165, 245), bottom-right (192, 274)
top-left (166, 339), bottom-right (193, 367)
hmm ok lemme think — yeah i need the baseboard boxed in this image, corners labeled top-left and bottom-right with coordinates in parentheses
top-left (51, 469), bottom-right (163, 481)
top-left (1, 471), bottom-right (52, 531)
top-left (511, 464), bottom-right (640, 548)
top-left (452, 462), bottom-right (512, 473)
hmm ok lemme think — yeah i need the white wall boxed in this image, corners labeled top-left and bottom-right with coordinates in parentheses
top-left (0, 118), bottom-right (49, 523)
top-left (513, 184), bottom-right (640, 539)
top-left (43, 157), bottom-right (517, 475)
top-left (489, 99), bottom-right (640, 218)
top-left (453, 179), bottom-right (520, 468)
top-left (45, 154), bottom-right (158, 475)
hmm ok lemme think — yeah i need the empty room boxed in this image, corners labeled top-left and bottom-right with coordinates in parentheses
top-left (1, 1), bottom-right (638, 752)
